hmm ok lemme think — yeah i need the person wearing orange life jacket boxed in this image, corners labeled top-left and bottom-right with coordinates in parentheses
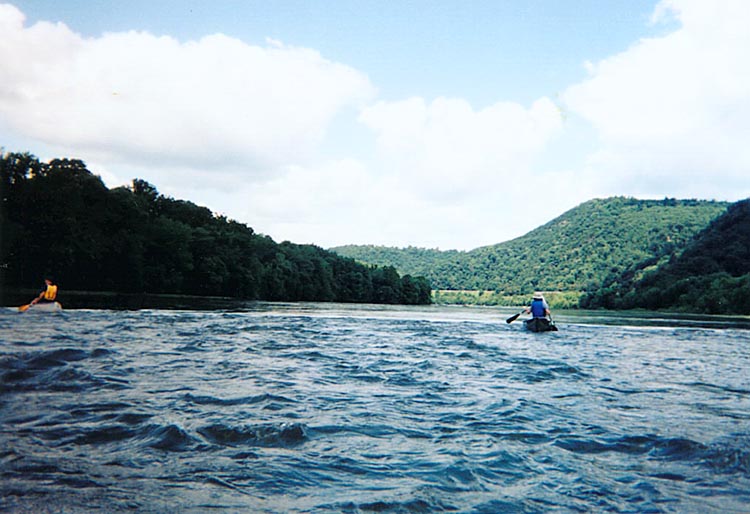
top-left (30, 278), bottom-right (58, 306)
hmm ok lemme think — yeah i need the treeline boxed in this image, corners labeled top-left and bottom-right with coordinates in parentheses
top-left (581, 199), bottom-right (750, 314)
top-left (433, 290), bottom-right (582, 309)
top-left (334, 197), bottom-right (729, 293)
top-left (0, 151), bottom-right (431, 305)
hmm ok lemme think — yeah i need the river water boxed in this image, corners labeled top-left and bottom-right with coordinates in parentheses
top-left (1, 303), bottom-right (749, 513)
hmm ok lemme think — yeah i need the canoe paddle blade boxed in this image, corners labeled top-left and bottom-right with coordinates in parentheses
top-left (506, 312), bottom-right (523, 324)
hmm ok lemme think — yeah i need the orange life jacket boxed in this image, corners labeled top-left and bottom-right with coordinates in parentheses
top-left (43, 284), bottom-right (58, 301)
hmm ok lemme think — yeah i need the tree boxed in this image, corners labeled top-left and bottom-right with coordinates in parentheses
top-left (1, 151), bottom-right (432, 305)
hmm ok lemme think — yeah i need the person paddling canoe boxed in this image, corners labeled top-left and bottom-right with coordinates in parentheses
top-left (525, 292), bottom-right (551, 319)
top-left (523, 292), bottom-right (557, 332)
top-left (505, 292), bottom-right (557, 331)
top-left (20, 277), bottom-right (60, 312)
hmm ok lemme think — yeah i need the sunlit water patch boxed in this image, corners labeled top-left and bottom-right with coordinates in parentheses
top-left (1, 304), bottom-right (749, 513)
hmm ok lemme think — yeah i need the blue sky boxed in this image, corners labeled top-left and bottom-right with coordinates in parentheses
top-left (11, 1), bottom-right (658, 104)
top-left (2, 1), bottom-right (748, 249)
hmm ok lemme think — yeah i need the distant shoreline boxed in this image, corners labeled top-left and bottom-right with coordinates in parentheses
top-left (2, 289), bottom-right (442, 310)
top-left (2, 289), bottom-right (247, 311)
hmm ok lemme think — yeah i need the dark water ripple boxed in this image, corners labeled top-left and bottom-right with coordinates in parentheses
top-left (1, 305), bottom-right (749, 513)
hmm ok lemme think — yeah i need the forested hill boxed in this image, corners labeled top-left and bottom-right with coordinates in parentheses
top-left (580, 199), bottom-right (750, 314)
top-left (0, 152), bottom-right (431, 305)
top-left (332, 197), bottom-right (729, 293)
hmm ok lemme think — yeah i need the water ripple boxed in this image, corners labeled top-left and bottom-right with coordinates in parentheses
top-left (1, 305), bottom-right (749, 512)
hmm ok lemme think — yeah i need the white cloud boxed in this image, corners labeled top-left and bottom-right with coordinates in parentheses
top-left (563, 0), bottom-right (750, 199)
top-left (5, 1), bottom-right (747, 252)
top-left (181, 154), bottom-right (526, 250)
top-left (219, 95), bottom-right (565, 250)
top-left (359, 96), bottom-right (563, 200)
top-left (0, 3), bottom-right (375, 174)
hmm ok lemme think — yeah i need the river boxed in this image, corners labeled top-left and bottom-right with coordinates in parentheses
top-left (1, 303), bottom-right (749, 513)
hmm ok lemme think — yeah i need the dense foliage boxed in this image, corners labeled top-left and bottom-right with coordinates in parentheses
top-left (334, 197), bottom-right (729, 294)
top-left (0, 152), bottom-right (431, 305)
top-left (433, 290), bottom-right (582, 309)
top-left (581, 199), bottom-right (750, 314)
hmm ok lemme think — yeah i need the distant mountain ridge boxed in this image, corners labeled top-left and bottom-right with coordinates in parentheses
top-left (332, 197), bottom-right (730, 294)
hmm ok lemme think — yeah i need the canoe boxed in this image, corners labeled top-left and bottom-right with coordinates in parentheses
top-left (21, 302), bottom-right (63, 312)
top-left (524, 317), bottom-right (558, 332)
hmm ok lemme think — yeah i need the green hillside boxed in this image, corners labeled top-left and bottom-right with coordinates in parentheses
top-left (333, 197), bottom-right (729, 295)
top-left (581, 199), bottom-right (750, 314)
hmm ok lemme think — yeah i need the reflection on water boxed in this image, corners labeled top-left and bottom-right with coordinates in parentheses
top-left (5, 288), bottom-right (750, 330)
top-left (553, 308), bottom-right (750, 330)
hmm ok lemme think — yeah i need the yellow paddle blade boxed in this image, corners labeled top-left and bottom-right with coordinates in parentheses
top-left (18, 304), bottom-right (30, 312)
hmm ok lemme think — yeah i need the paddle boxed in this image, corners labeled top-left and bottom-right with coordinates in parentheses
top-left (18, 304), bottom-right (31, 312)
top-left (506, 310), bottom-right (525, 324)
top-left (547, 314), bottom-right (559, 331)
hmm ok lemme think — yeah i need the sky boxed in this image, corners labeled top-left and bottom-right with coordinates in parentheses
top-left (1, 1), bottom-right (749, 250)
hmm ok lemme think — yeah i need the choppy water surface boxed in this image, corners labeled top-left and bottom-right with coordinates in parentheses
top-left (1, 304), bottom-right (749, 513)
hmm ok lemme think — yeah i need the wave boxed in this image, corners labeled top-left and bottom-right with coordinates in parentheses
top-left (146, 424), bottom-right (197, 452)
top-left (3, 306), bottom-right (749, 512)
top-left (704, 434), bottom-right (750, 476)
top-left (183, 392), bottom-right (295, 407)
top-left (685, 381), bottom-right (750, 396)
top-left (198, 422), bottom-right (308, 448)
top-left (330, 497), bottom-right (458, 513)
top-left (0, 347), bottom-right (128, 395)
top-left (555, 433), bottom-right (750, 476)
top-left (555, 434), bottom-right (704, 456)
